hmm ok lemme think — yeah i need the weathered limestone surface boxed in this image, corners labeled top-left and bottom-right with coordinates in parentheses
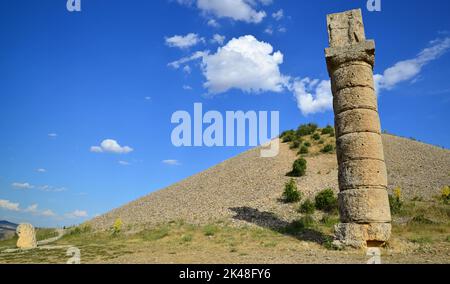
top-left (16, 223), bottom-right (37, 249)
top-left (325, 9), bottom-right (391, 248)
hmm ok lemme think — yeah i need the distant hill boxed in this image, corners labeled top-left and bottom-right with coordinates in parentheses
top-left (89, 134), bottom-right (450, 231)
top-left (0, 220), bottom-right (18, 241)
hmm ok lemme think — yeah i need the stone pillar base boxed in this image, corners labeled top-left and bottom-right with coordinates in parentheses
top-left (333, 223), bottom-right (391, 249)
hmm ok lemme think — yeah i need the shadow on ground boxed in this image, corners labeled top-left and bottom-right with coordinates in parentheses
top-left (230, 207), bottom-right (333, 248)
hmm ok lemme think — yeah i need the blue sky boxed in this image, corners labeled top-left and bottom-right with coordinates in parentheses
top-left (1, 0), bottom-right (449, 227)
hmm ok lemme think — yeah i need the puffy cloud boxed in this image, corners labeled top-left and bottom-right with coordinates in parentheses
top-left (375, 37), bottom-right (450, 91)
top-left (90, 139), bottom-right (134, 154)
top-left (162, 159), bottom-right (181, 166)
top-left (0, 199), bottom-right (20, 211)
top-left (211, 34), bottom-right (226, 45)
top-left (202, 35), bottom-right (287, 94)
top-left (293, 37), bottom-right (450, 115)
top-left (165, 33), bottom-right (204, 49)
top-left (12, 182), bottom-right (34, 189)
top-left (36, 168), bottom-right (47, 173)
top-left (291, 78), bottom-right (333, 116)
top-left (178, 0), bottom-right (269, 24)
top-left (66, 210), bottom-right (88, 219)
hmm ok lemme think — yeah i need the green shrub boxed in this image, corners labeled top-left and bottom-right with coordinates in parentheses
top-left (315, 189), bottom-right (338, 213)
top-left (299, 199), bottom-right (315, 214)
top-left (112, 218), bottom-right (123, 235)
top-left (389, 188), bottom-right (403, 214)
top-left (280, 130), bottom-right (296, 143)
top-left (203, 225), bottom-right (219, 236)
top-left (321, 125), bottom-right (334, 135)
top-left (290, 139), bottom-right (301, 149)
top-left (320, 214), bottom-right (339, 227)
top-left (282, 179), bottom-right (302, 203)
top-left (312, 133), bottom-right (321, 141)
top-left (141, 226), bottom-right (170, 241)
top-left (441, 186), bottom-right (450, 204)
top-left (318, 139), bottom-right (325, 145)
top-left (409, 215), bottom-right (435, 225)
top-left (299, 146), bottom-right (309, 155)
top-left (295, 215), bottom-right (315, 230)
top-left (304, 142), bottom-right (311, 147)
top-left (291, 158), bottom-right (307, 177)
top-left (321, 144), bottom-right (334, 153)
top-left (296, 123), bottom-right (318, 137)
top-left (181, 234), bottom-right (193, 243)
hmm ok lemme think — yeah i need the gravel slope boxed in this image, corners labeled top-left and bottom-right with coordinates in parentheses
top-left (89, 134), bottom-right (450, 230)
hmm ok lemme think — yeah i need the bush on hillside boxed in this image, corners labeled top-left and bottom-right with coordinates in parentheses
top-left (389, 187), bottom-right (403, 214)
top-left (321, 125), bottom-right (334, 135)
top-left (299, 146), bottom-right (309, 155)
top-left (299, 199), bottom-right (315, 214)
top-left (291, 158), bottom-right (307, 177)
top-left (315, 189), bottom-right (338, 213)
top-left (283, 179), bottom-right (302, 203)
top-left (296, 123), bottom-right (318, 137)
top-left (321, 144), bottom-right (334, 153)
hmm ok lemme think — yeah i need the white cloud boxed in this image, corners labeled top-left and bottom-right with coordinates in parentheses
top-left (162, 159), bottom-right (181, 166)
top-left (272, 9), bottom-right (283, 21)
top-left (292, 37), bottom-right (450, 115)
top-left (264, 27), bottom-right (273, 35)
top-left (48, 133), bottom-right (58, 138)
top-left (165, 33), bottom-right (204, 49)
top-left (12, 182), bottom-right (34, 189)
top-left (0, 199), bottom-right (20, 211)
top-left (118, 160), bottom-right (130, 166)
top-left (66, 210), bottom-right (88, 219)
top-left (41, 209), bottom-right (56, 217)
top-left (183, 85), bottom-right (193, 90)
top-left (375, 37), bottom-right (450, 91)
top-left (24, 204), bottom-right (38, 213)
top-left (168, 51), bottom-right (209, 69)
top-left (183, 65), bottom-right (192, 74)
top-left (211, 34), bottom-right (226, 45)
top-left (207, 19), bottom-right (220, 27)
top-left (38, 185), bottom-right (67, 192)
top-left (90, 139), bottom-right (134, 154)
top-left (179, 0), bottom-right (269, 24)
top-left (36, 168), bottom-right (47, 173)
top-left (24, 204), bottom-right (56, 217)
top-left (201, 35), bottom-right (287, 94)
top-left (291, 78), bottom-right (333, 116)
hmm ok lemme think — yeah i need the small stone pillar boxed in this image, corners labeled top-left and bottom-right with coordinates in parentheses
top-left (325, 9), bottom-right (391, 248)
top-left (16, 223), bottom-right (37, 249)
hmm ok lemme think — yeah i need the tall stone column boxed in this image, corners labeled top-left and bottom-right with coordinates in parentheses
top-left (325, 9), bottom-right (391, 248)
